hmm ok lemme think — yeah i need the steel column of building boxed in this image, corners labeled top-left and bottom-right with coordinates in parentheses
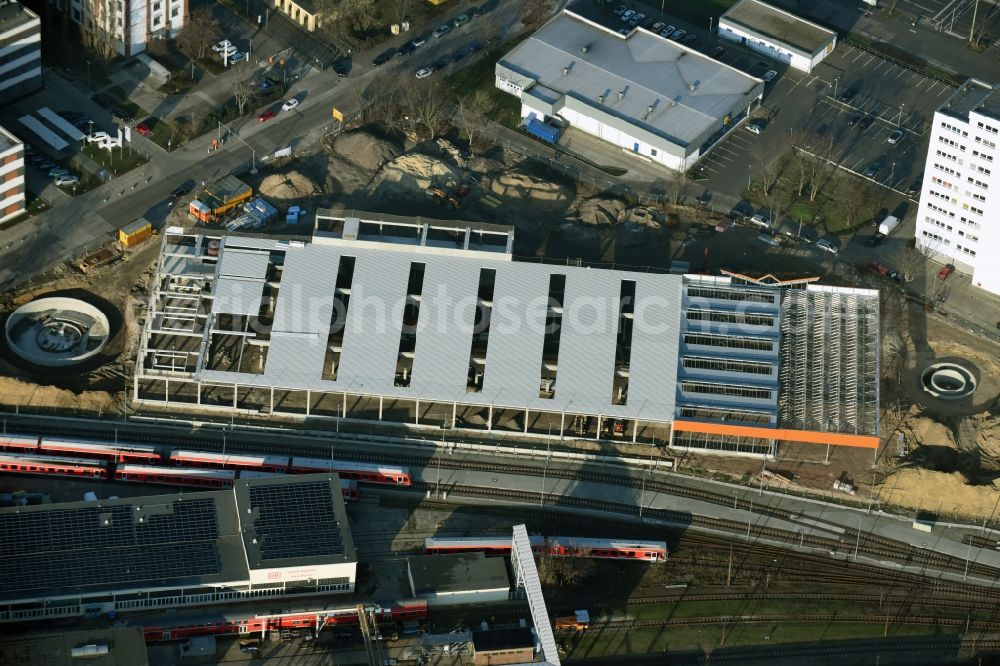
top-left (306, 389), bottom-right (310, 416)
top-left (511, 524), bottom-right (560, 666)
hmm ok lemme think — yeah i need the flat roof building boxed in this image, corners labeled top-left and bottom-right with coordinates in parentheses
top-left (719, 0), bottom-right (836, 73)
top-left (0, 124), bottom-right (25, 224)
top-left (915, 78), bottom-right (1000, 293)
top-left (472, 627), bottom-right (535, 666)
top-left (0, 2), bottom-right (42, 104)
top-left (134, 211), bottom-right (880, 458)
top-left (495, 9), bottom-right (764, 171)
top-left (0, 474), bottom-right (356, 624)
top-left (407, 552), bottom-right (510, 607)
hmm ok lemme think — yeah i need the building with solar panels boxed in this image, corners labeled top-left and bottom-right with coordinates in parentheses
top-left (0, 474), bottom-right (356, 624)
top-left (134, 211), bottom-right (880, 458)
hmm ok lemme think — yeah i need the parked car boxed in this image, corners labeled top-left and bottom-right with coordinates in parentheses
top-left (862, 161), bottom-right (882, 178)
top-left (464, 42), bottom-right (483, 55)
top-left (670, 29), bottom-right (687, 40)
top-left (757, 233), bottom-right (781, 247)
top-left (709, 46), bottom-right (725, 58)
top-left (745, 118), bottom-right (766, 135)
top-left (651, 21), bottom-right (665, 32)
top-left (846, 112), bottom-right (862, 126)
top-left (256, 109), bottom-right (276, 122)
top-left (48, 167), bottom-right (69, 178)
top-left (641, 17), bottom-right (656, 29)
top-left (887, 129), bottom-right (904, 144)
top-left (613, 4), bottom-right (627, 15)
top-left (135, 122), bottom-right (152, 136)
top-left (397, 42), bottom-right (417, 56)
top-left (372, 49), bottom-right (396, 67)
top-left (230, 52), bottom-right (246, 64)
top-left (411, 36), bottom-right (427, 48)
top-left (762, 69), bottom-right (778, 82)
top-left (432, 23), bottom-right (451, 38)
top-left (628, 13), bottom-right (645, 26)
top-left (868, 261), bottom-right (899, 281)
top-left (86, 131), bottom-right (110, 143)
top-left (416, 68), bottom-right (433, 79)
top-left (907, 175), bottom-right (922, 195)
top-left (332, 59), bottom-right (351, 77)
top-left (281, 98), bottom-right (299, 111)
top-left (621, 9), bottom-right (635, 21)
top-left (617, 28), bottom-right (630, 35)
top-left (750, 213), bottom-right (771, 229)
top-left (683, 34), bottom-right (698, 46)
top-left (171, 185), bottom-right (190, 198)
top-left (452, 13), bottom-right (469, 28)
top-left (837, 87), bottom-right (858, 103)
top-left (660, 25), bottom-right (675, 38)
top-left (816, 238), bottom-right (838, 254)
top-left (432, 57), bottom-right (450, 71)
top-left (213, 40), bottom-right (233, 52)
top-left (937, 264), bottom-right (955, 280)
top-left (857, 115), bottom-right (874, 130)
top-left (866, 232), bottom-right (887, 247)
top-left (714, 219), bottom-right (736, 233)
top-left (54, 174), bottom-right (79, 186)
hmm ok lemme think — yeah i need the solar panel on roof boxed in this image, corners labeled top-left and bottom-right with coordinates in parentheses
top-left (248, 481), bottom-right (344, 561)
top-left (0, 499), bottom-right (222, 594)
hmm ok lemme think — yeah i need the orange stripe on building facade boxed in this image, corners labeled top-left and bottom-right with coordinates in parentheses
top-left (671, 420), bottom-right (879, 449)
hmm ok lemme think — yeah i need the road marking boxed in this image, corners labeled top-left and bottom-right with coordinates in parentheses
top-left (873, 61), bottom-right (887, 72)
top-left (905, 72), bottom-right (916, 82)
top-left (715, 146), bottom-right (740, 158)
top-left (700, 164), bottom-right (720, 174)
top-left (852, 51), bottom-right (866, 63)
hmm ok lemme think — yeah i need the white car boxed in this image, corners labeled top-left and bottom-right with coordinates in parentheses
top-left (415, 68), bottom-right (433, 79)
top-left (621, 9), bottom-right (635, 21)
top-left (762, 69), bottom-right (778, 82)
top-left (86, 131), bottom-right (110, 143)
top-left (660, 25), bottom-right (675, 38)
top-left (230, 51), bottom-right (246, 63)
top-left (212, 40), bottom-right (233, 53)
top-left (221, 46), bottom-right (238, 59)
top-left (745, 119), bottom-right (766, 135)
top-left (816, 238), bottom-right (838, 254)
top-left (281, 98), bottom-right (299, 111)
top-left (750, 213), bottom-right (771, 229)
top-left (887, 129), bottom-right (904, 144)
top-left (54, 174), bottom-right (79, 186)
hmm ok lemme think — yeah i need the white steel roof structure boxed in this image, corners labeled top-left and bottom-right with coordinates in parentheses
top-left (135, 212), bottom-right (880, 453)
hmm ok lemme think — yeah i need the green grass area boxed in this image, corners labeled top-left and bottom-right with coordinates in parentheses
top-left (135, 117), bottom-right (183, 151)
top-left (82, 142), bottom-right (149, 177)
top-left (158, 72), bottom-right (196, 95)
top-left (62, 161), bottom-right (102, 195)
top-left (564, 623), bottom-right (959, 658)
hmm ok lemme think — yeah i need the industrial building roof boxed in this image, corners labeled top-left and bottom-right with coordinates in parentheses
top-left (497, 10), bottom-right (763, 148)
top-left (473, 627), bottom-right (535, 652)
top-left (0, 474), bottom-right (356, 604)
top-left (408, 552), bottom-right (510, 595)
top-left (0, 628), bottom-right (148, 666)
top-left (720, 0), bottom-right (835, 56)
top-left (235, 474), bottom-right (356, 569)
top-left (940, 78), bottom-right (1000, 123)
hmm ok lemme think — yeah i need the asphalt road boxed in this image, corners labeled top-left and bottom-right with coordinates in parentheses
top-left (0, 0), bottom-right (523, 290)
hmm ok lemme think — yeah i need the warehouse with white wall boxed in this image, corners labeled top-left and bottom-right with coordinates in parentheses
top-left (718, 0), bottom-right (836, 73)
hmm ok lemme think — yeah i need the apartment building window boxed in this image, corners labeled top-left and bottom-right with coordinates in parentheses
top-left (977, 121), bottom-right (999, 134)
top-left (171, 6), bottom-right (179, 16)
top-left (940, 121), bottom-right (968, 137)
top-left (939, 136), bottom-right (966, 151)
top-left (975, 136), bottom-right (997, 149)
top-left (970, 206), bottom-right (984, 215)
top-left (934, 163), bottom-right (958, 176)
top-left (972, 150), bottom-right (994, 162)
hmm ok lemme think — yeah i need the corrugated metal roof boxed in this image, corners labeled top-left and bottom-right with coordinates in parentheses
top-left (212, 277), bottom-right (264, 316)
top-left (498, 10), bottom-right (763, 147)
top-left (218, 247), bottom-right (269, 280)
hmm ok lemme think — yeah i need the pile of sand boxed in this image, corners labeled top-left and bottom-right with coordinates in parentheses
top-left (466, 156), bottom-right (505, 175)
top-left (376, 153), bottom-right (462, 191)
top-left (431, 138), bottom-right (467, 168)
top-left (879, 468), bottom-right (1000, 518)
top-left (623, 207), bottom-right (661, 228)
top-left (0, 376), bottom-right (118, 413)
top-left (490, 170), bottom-right (573, 204)
top-left (259, 171), bottom-right (319, 200)
top-left (973, 411), bottom-right (1000, 460)
top-left (333, 131), bottom-right (402, 172)
top-left (909, 415), bottom-right (956, 448)
top-left (576, 196), bottom-right (626, 225)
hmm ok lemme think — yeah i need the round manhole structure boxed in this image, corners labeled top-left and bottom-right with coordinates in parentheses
top-left (4, 297), bottom-right (110, 367)
top-left (920, 362), bottom-right (977, 400)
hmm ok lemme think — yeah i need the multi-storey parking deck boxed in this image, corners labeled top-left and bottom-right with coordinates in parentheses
top-left (134, 214), bottom-right (879, 457)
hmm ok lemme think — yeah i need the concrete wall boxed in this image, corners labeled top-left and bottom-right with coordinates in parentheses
top-left (718, 21), bottom-right (833, 73)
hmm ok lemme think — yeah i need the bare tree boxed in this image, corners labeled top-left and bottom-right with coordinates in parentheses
top-left (455, 89), bottom-right (493, 146)
top-left (790, 146), bottom-right (811, 197)
top-left (177, 7), bottom-right (224, 62)
top-left (805, 136), bottom-right (836, 202)
top-left (231, 68), bottom-right (257, 116)
top-left (753, 156), bottom-right (781, 195)
top-left (671, 167), bottom-right (692, 205)
top-left (883, 0), bottom-right (900, 16)
top-left (337, 0), bottom-right (379, 32)
top-left (520, 0), bottom-right (556, 31)
top-left (388, 0), bottom-right (411, 25)
top-left (477, 9), bottom-right (505, 52)
top-left (841, 180), bottom-right (876, 227)
top-left (398, 79), bottom-right (450, 140)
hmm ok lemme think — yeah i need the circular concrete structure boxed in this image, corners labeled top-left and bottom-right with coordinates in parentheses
top-left (4, 297), bottom-right (110, 367)
top-left (921, 362), bottom-right (977, 400)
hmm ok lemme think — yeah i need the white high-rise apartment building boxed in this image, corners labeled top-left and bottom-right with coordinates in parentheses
top-left (0, 124), bottom-right (25, 224)
top-left (915, 79), bottom-right (1000, 293)
top-left (69, 0), bottom-right (187, 56)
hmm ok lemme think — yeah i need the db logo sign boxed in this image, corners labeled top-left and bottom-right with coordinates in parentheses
top-left (268, 571), bottom-right (282, 581)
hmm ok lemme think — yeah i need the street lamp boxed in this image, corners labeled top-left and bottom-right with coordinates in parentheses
top-left (898, 103), bottom-right (905, 127)
top-left (747, 162), bottom-right (752, 191)
top-left (833, 76), bottom-right (839, 100)
top-left (709, 16), bottom-right (713, 33)
top-left (890, 161), bottom-right (896, 185)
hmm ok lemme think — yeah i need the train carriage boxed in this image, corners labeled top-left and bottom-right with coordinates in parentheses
top-left (0, 435), bottom-right (40, 453)
top-left (115, 464), bottom-right (236, 488)
top-left (0, 453), bottom-right (107, 479)
top-left (289, 457), bottom-right (411, 486)
top-left (39, 437), bottom-right (161, 463)
top-left (424, 535), bottom-right (544, 556)
top-left (545, 537), bottom-right (667, 562)
top-left (169, 450), bottom-right (289, 473)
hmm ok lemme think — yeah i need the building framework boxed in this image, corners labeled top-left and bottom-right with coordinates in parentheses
top-left (134, 211), bottom-right (880, 457)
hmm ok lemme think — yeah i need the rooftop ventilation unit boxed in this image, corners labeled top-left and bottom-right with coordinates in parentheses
top-left (581, 43), bottom-right (591, 53)
top-left (562, 67), bottom-right (569, 76)
top-left (598, 93), bottom-right (606, 103)
top-left (618, 90), bottom-right (625, 100)
top-left (689, 83), bottom-right (696, 91)
top-left (643, 105), bottom-right (654, 120)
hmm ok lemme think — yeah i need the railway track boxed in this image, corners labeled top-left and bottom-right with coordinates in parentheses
top-left (7, 418), bottom-right (1000, 584)
top-left (589, 614), bottom-right (1000, 631)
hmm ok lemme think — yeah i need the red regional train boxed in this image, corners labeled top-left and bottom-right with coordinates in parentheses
top-left (424, 535), bottom-right (668, 562)
top-left (136, 599), bottom-right (428, 641)
top-left (0, 435), bottom-right (411, 486)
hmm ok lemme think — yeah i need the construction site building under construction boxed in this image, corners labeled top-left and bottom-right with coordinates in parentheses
top-left (134, 211), bottom-right (880, 456)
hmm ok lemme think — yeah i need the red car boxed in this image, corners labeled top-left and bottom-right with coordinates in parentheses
top-left (937, 264), bottom-right (955, 280)
top-left (257, 109), bottom-right (276, 122)
top-left (135, 123), bottom-right (152, 136)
